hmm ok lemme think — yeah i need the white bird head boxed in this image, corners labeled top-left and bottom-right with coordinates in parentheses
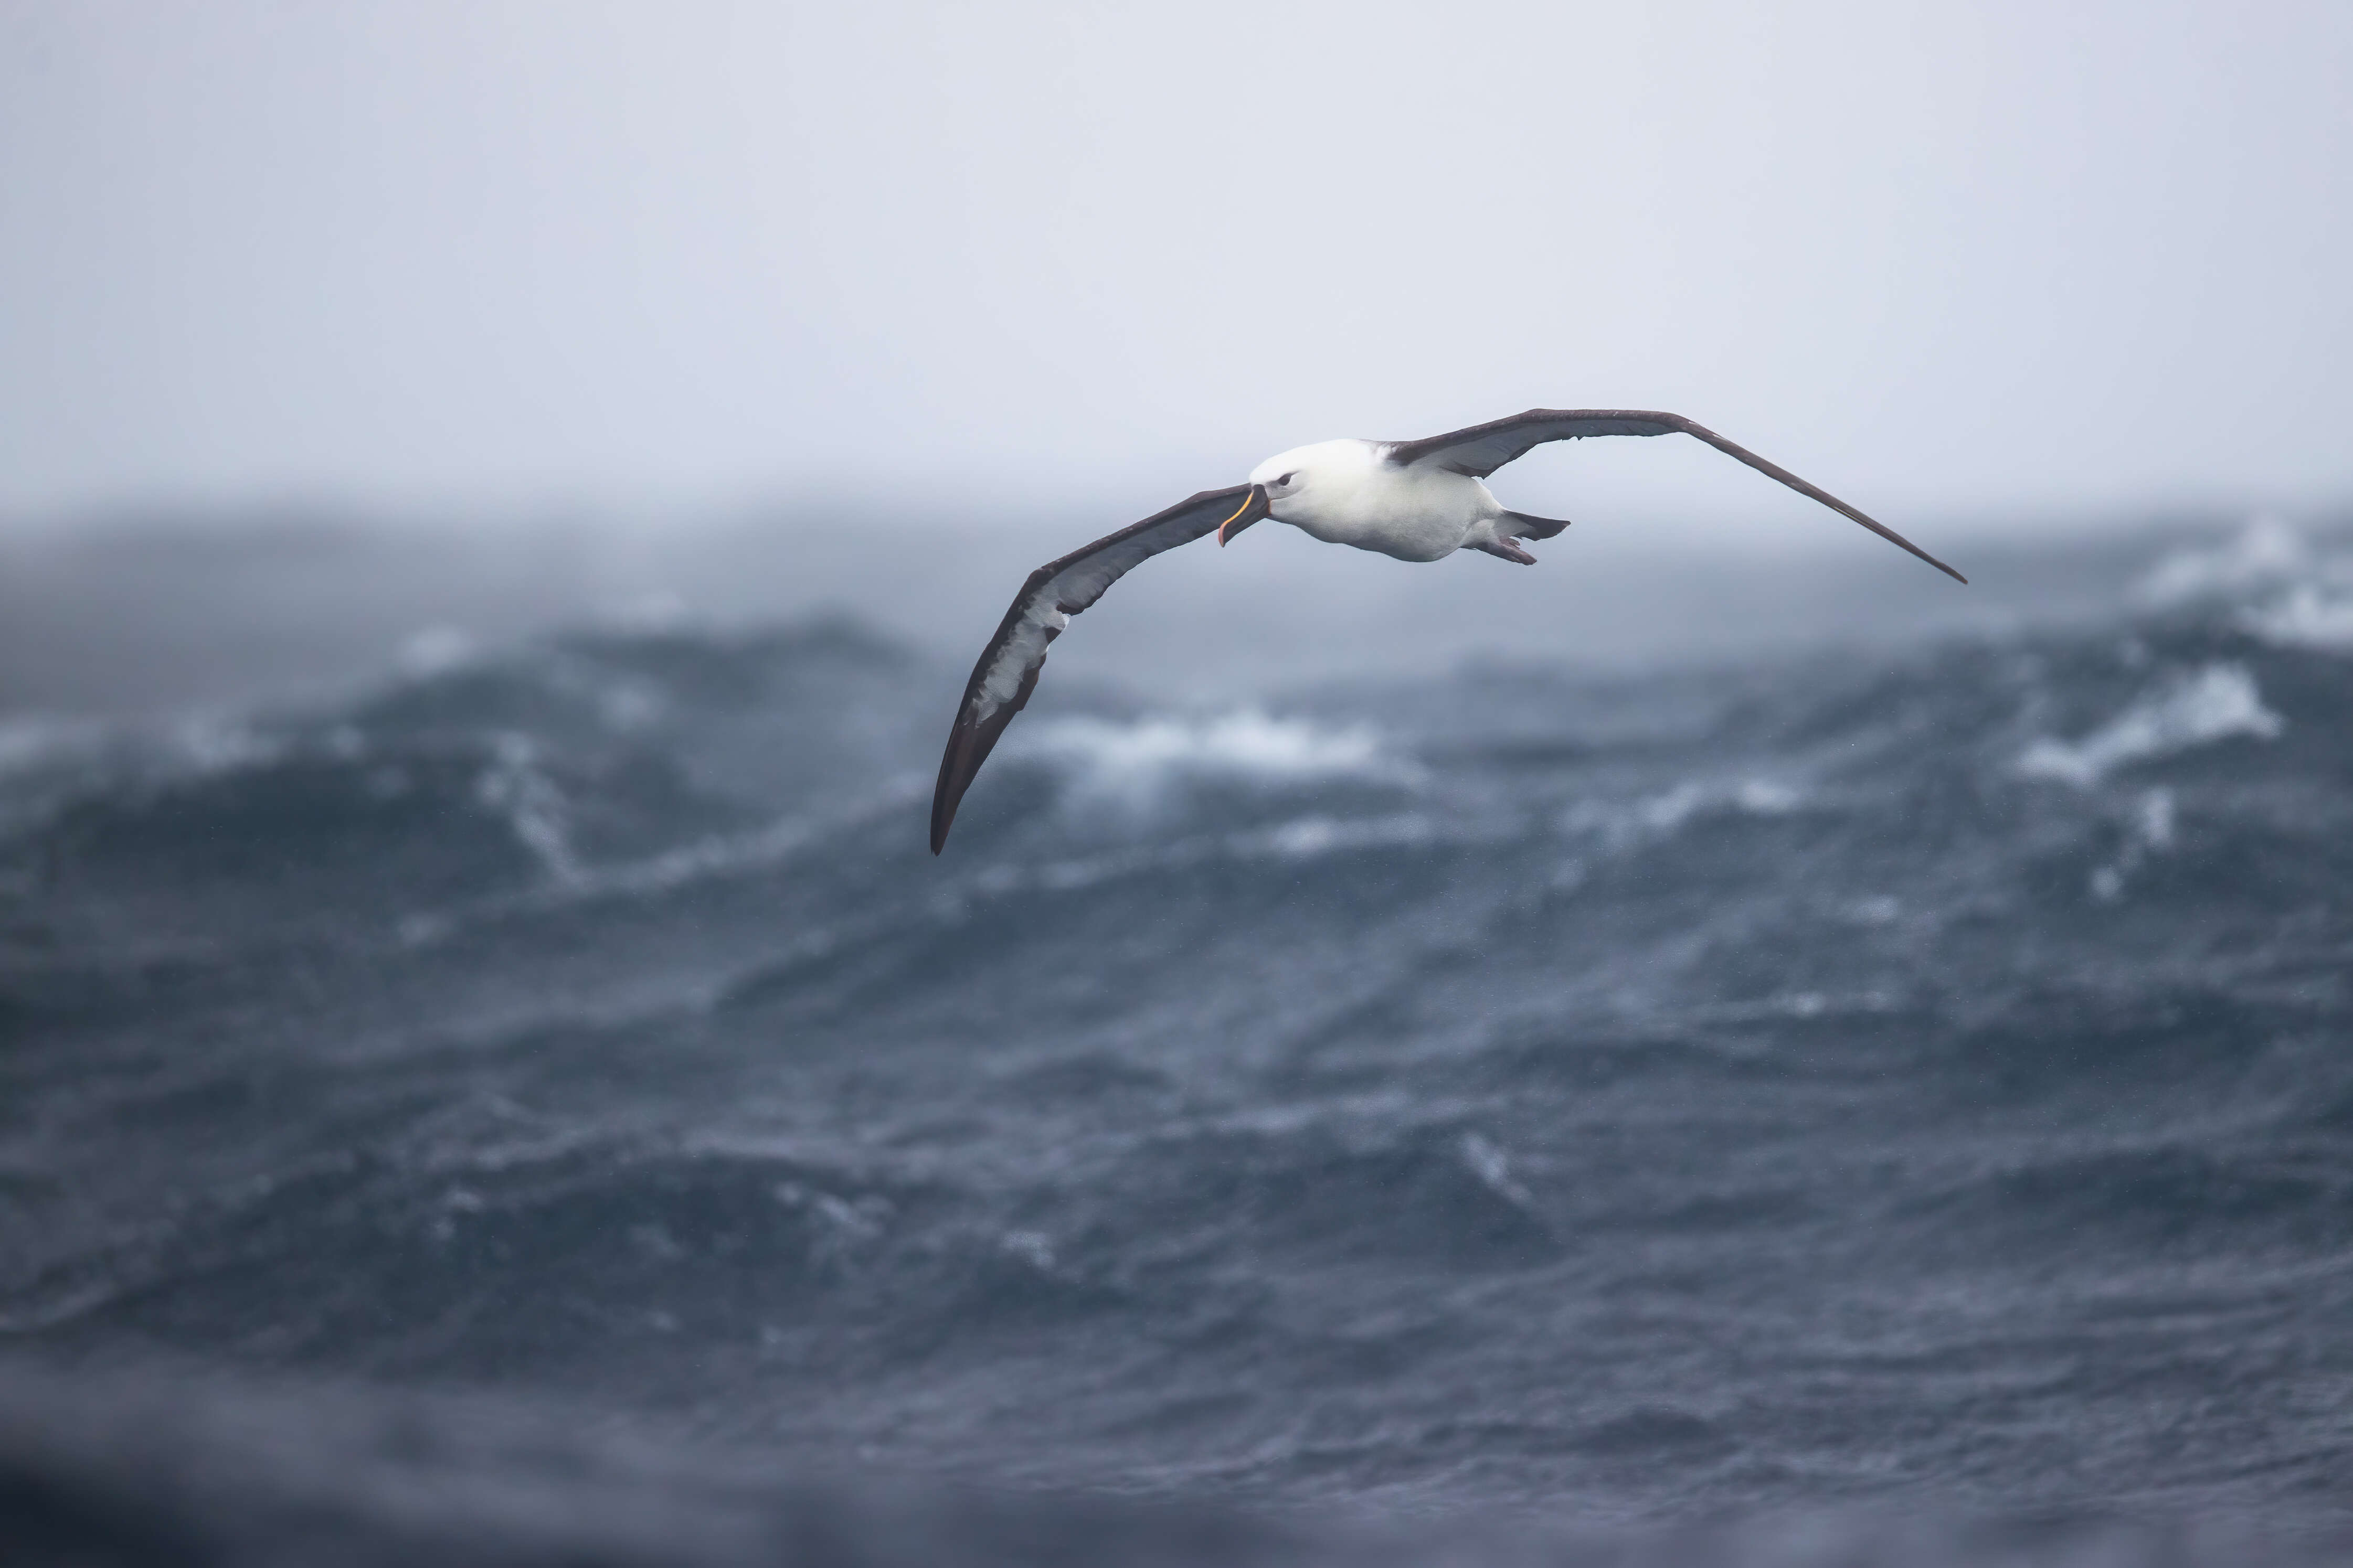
top-left (1220, 440), bottom-right (1373, 545)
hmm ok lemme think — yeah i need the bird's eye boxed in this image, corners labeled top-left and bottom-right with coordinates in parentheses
top-left (1278, 472), bottom-right (1296, 486)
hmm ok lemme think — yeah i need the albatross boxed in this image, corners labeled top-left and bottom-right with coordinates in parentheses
top-left (931, 408), bottom-right (1964, 853)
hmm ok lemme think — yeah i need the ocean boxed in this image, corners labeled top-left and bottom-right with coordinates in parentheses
top-left (2, 517), bottom-right (2349, 1564)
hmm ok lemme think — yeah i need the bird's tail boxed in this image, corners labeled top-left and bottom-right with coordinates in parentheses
top-left (1502, 510), bottom-right (1572, 540)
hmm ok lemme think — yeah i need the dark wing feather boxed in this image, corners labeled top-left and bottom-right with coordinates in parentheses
top-left (1385, 410), bottom-right (1685, 477)
top-left (930, 485), bottom-right (1249, 854)
top-left (1386, 409), bottom-right (1966, 584)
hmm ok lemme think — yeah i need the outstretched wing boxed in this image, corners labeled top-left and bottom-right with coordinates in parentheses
top-left (1385, 409), bottom-right (1966, 584)
top-left (930, 485), bottom-right (1250, 854)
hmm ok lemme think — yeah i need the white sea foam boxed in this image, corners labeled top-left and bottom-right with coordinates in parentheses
top-left (2018, 664), bottom-right (2282, 787)
top-left (2089, 787), bottom-right (2180, 903)
top-left (473, 732), bottom-right (580, 881)
top-left (2133, 517), bottom-right (2353, 653)
top-left (1563, 775), bottom-right (1810, 842)
top-left (2132, 517), bottom-right (2309, 608)
top-left (1459, 1133), bottom-right (1533, 1208)
top-left (1633, 783), bottom-right (1711, 833)
top-left (1028, 709), bottom-right (1405, 807)
top-left (2241, 583), bottom-right (2353, 653)
top-left (1241, 812), bottom-right (1438, 860)
top-left (1732, 778), bottom-right (1806, 815)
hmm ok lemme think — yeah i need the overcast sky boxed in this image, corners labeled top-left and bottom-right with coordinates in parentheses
top-left (3, 1), bottom-right (2349, 534)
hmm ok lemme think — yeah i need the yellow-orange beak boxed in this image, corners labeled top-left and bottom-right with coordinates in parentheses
top-left (1217, 484), bottom-right (1271, 546)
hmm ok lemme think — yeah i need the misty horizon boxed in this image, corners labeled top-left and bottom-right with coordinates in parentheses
top-left (6, 499), bottom-right (2343, 721)
top-left (5, 1), bottom-right (2349, 529)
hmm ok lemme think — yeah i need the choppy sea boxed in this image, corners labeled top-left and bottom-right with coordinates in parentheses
top-left (3, 519), bottom-right (2350, 1564)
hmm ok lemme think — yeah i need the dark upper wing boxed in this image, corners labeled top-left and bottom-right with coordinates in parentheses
top-left (1385, 410), bottom-right (1687, 476)
top-left (1385, 409), bottom-right (1966, 584)
top-left (930, 485), bottom-right (1250, 854)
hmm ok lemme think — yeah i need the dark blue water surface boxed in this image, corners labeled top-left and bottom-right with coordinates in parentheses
top-left (2, 524), bottom-right (2350, 1564)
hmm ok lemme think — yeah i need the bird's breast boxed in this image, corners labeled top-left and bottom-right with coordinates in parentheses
top-left (1278, 467), bottom-right (1491, 562)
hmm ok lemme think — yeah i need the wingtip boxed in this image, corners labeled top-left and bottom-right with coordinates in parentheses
top-left (930, 766), bottom-right (969, 854)
top-left (929, 769), bottom-right (955, 855)
top-left (1913, 553), bottom-right (1967, 585)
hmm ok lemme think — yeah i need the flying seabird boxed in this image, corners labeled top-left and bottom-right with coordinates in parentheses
top-left (931, 408), bottom-right (1964, 853)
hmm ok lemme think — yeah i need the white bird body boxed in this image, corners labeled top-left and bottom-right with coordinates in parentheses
top-left (1248, 439), bottom-right (1506, 563)
top-left (930, 407), bottom-right (1966, 852)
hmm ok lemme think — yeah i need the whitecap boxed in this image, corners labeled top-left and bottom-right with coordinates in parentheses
top-left (1733, 778), bottom-right (1806, 815)
top-left (1459, 1133), bottom-right (1533, 1208)
top-left (1564, 775), bottom-right (1811, 842)
top-left (1237, 812), bottom-right (1437, 860)
top-left (1634, 782), bottom-right (1708, 833)
top-left (2241, 583), bottom-right (2353, 653)
top-left (2132, 517), bottom-right (2308, 609)
top-left (2018, 665), bottom-right (2282, 787)
top-left (1026, 709), bottom-right (1407, 808)
top-left (473, 732), bottom-right (580, 881)
top-left (2089, 787), bottom-right (2179, 904)
top-left (1000, 1230), bottom-right (1057, 1271)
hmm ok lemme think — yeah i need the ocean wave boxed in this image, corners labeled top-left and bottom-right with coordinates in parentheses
top-left (1914, 1141), bottom-right (2353, 1256)
top-left (956, 811), bottom-right (1455, 901)
top-left (1, 1359), bottom-right (2331, 1568)
top-left (2085, 787), bottom-right (2178, 902)
top-left (2241, 583), bottom-right (2353, 652)
top-left (1023, 709), bottom-right (1412, 808)
top-left (471, 731), bottom-right (581, 881)
top-left (1555, 774), bottom-right (1813, 847)
top-left (9, 581), bottom-right (2353, 1531)
top-left (2132, 516), bottom-right (2313, 608)
top-left (394, 787), bottom-right (925, 952)
top-left (0, 717), bottom-right (110, 783)
top-left (11, 727), bottom-right (760, 934)
top-left (2016, 663), bottom-right (2283, 786)
top-left (2133, 517), bottom-right (2353, 656)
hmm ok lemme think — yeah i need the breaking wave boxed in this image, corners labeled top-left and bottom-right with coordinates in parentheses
top-left (2137, 516), bottom-right (2353, 654)
top-left (2016, 662), bottom-right (2283, 785)
top-left (1024, 709), bottom-right (1408, 805)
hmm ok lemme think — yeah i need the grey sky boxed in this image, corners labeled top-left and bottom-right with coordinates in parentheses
top-left (3, 1), bottom-right (2349, 532)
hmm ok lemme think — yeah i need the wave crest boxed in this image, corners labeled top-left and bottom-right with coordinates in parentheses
top-left (2017, 663), bottom-right (2283, 786)
top-left (2132, 517), bottom-right (2353, 654)
top-left (1025, 709), bottom-right (1408, 807)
